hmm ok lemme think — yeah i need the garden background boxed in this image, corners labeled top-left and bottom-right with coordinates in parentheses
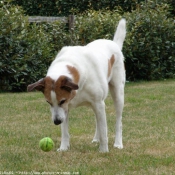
top-left (0, 0), bottom-right (175, 91)
top-left (1, 1), bottom-right (175, 174)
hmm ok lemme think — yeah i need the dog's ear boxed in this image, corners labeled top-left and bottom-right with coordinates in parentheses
top-left (27, 78), bottom-right (45, 93)
top-left (61, 77), bottom-right (79, 92)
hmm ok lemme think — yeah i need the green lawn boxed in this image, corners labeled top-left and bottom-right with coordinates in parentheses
top-left (0, 80), bottom-right (175, 175)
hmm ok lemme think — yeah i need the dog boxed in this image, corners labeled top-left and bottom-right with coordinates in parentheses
top-left (27, 19), bottom-right (126, 152)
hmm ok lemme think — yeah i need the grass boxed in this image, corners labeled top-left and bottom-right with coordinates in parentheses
top-left (1, 80), bottom-right (175, 174)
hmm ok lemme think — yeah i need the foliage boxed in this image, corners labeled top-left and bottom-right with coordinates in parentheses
top-left (11, 0), bottom-right (175, 17)
top-left (1, 1), bottom-right (175, 91)
top-left (11, 0), bottom-right (59, 16)
top-left (11, 0), bottom-right (145, 16)
top-left (74, 10), bottom-right (122, 45)
top-left (73, 5), bottom-right (175, 81)
top-left (0, 1), bottom-right (55, 91)
top-left (44, 21), bottom-right (79, 51)
top-left (123, 2), bottom-right (175, 80)
top-left (55, 0), bottom-right (143, 16)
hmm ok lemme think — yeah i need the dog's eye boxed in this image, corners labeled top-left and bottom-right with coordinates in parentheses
top-left (46, 101), bottom-right (52, 106)
top-left (59, 99), bottom-right (66, 106)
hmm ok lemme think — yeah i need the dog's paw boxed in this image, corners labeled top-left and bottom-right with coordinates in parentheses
top-left (99, 144), bottom-right (109, 153)
top-left (92, 139), bottom-right (100, 143)
top-left (57, 143), bottom-right (70, 152)
top-left (114, 144), bottom-right (123, 149)
top-left (57, 146), bottom-right (69, 152)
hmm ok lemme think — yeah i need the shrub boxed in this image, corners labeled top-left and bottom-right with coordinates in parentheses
top-left (0, 1), bottom-right (55, 91)
top-left (44, 21), bottom-right (79, 50)
top-left (74, 6), bottom-right (175, 81)
top-left (42, 10), bottom-right (122, 51)
top-left (74, 10), bottom-right (122, 45)
top-left (123, 2), bottom-right (175, 80)
top-left (12, 0), bottom-right (144, 16)
top-left (11, 0), bottom-right (175, 17)
top-left (11, 0), bottom-right (59, 16)
top-left (1, 1), bottom-right (175, 92)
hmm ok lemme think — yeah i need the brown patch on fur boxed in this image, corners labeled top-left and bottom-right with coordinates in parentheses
top-left (54, 76), bottom-right (73, 103)
top-left (108, 55), bottom-right (115, 77)
top-left (67, 65), bottom-right (80, 84)
top-left (43, 77), bottom-right (55, 102)
top-left (70, 90), bottom-right (76, 100)
top-left (27, 78), bottom-right (45, 92)
top-left (44, 76), bottom-right (78, 105)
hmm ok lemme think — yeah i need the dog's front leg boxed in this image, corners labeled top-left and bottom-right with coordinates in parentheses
top-left (92, 122), bottom-right (100, 143)
top-left (58, 116), bottom-right (70, 151)
top-left (92, 101), bottom-right (109, 152)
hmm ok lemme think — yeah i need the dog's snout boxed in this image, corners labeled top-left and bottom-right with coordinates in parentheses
top-left (54, 119), bottom-right (62, 125)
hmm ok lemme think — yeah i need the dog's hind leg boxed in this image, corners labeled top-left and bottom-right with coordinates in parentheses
top-left (92, 101), bottom-right (109, 152)
top-left (109, 66), bottom-right (125, 149)
top-left (109, 82), bottom-right (124, 149)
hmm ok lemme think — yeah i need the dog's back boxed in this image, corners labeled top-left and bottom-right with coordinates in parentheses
top-left (48, 19), bottom-right (126, 108)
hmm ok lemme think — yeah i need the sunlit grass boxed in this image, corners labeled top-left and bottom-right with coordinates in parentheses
top-left (0, 80), bottom-right (175, 174)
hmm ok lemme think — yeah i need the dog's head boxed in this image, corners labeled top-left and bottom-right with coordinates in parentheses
top-left (27, 75), bottom-right (79, 125)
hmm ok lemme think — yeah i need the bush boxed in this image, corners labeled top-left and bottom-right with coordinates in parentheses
top-left (40, 10), bottom-right (122, 52)
top-left (11, 0), bottom-right (175, 17)
top-left (44, 21), bottom-right (79, 50)
top-left (0, 1), bottom-right (56, 91)
top-left (74, 6), bottom-right (175, 81)
top-left (12, 0), bottom-right (144, 16)
top-left (55, 0), bottom-right (142, 16)
top-left (123, 2), bottom-right (175, 80)
top-left (12, 0), bottom-right (59, 16)
top-left (74, 10), bottom-right (122, 45)
top-left (1, 1), bottom-right (175, 92)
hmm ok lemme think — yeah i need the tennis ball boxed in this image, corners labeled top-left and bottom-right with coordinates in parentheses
top-left (39, 137), bottom-right (54, 152)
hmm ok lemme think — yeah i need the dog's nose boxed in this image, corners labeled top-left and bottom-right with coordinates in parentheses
top-left (54, 119), bottom-right (62, 125)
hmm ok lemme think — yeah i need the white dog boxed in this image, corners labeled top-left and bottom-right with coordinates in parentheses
top-left (27, 19), bottom-right (126, 152)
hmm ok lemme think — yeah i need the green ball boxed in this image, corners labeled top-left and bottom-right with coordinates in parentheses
top-left (39, 137), bottom-right (54, 152)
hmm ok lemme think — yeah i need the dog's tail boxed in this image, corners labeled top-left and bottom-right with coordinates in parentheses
top-left (113, 19), bottom-right (126, 50)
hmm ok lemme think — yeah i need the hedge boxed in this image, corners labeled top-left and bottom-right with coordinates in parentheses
top-left (12, 0), bottom-right (145, 16)
top-left (0, 1), bottom-right (55, 91)
top-left (73, 3), bottom-right (175, 81)
top-left (11, 0), bottom-right (175, 17)
top-left (1, 1), bottom-right (175, 91)
top-left (123, 2), bottom-right (175, 80)
top-left (74, 10), bottom-right (122, 45)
